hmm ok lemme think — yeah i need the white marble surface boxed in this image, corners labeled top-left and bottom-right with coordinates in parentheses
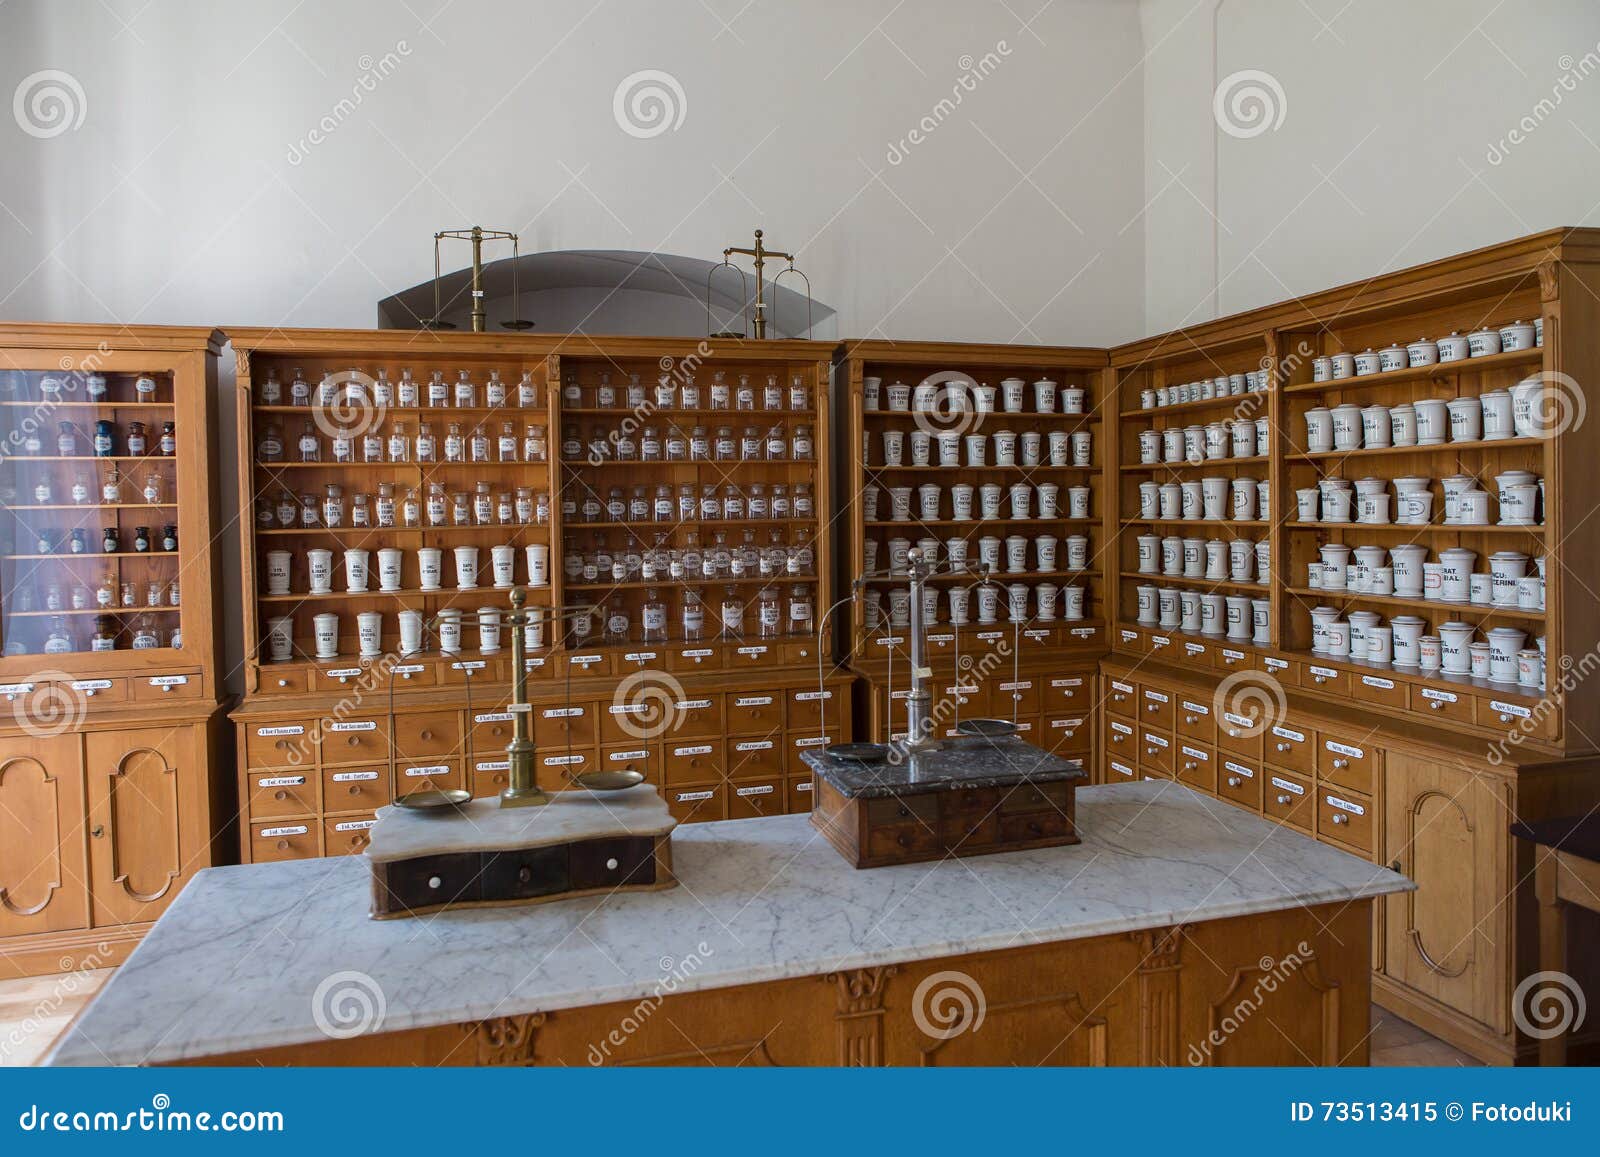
top-left (49, 781), bottom-right (1412, 1066)
top-left (367, 784), bottom-right (674, 862)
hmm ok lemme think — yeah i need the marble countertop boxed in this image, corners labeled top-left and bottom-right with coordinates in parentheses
top-left (803, 734), bottom-right (1086, 798)
top-left (49, 781), bottom-right (1412, 1066)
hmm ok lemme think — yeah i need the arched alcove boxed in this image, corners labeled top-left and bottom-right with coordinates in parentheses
top-left (376, 250), bottom-right (836, 340)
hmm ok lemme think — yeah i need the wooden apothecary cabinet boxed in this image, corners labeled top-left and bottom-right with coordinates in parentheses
top-left (0, 324), bottom-right (228, 978)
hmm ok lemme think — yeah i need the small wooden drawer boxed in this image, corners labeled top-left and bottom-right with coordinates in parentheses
top-left (1144, 632), bottom-right (1177, 661)
top-left (470, 763), bottom-right (511, 799)
top-left (385, 661), bottom-right (436, 689)
top-left (667, 644), bottom-right (722, 672)
top-left (132, 672), bottom-right (203, 701)
top-left (247, 770), bottom-right (317, 819)
top-left (1042, 715), bottom-right (1091, 752)
top-left (380, 852), bottom-right (484, 909)
top-left (1176, 696), bottom-right (1216, 744)
top-left (1140, 686), bottom-right (1175, 729)
top-left (785, 732), bottom-right (837, 775)
top-left (1218, 757), bottom-right (1262, 811)
top-left (866, 823), bottom-right (941, 860)
top-left (600, 701), bottom-right (661, 744)
top-left (442, 657), bottom-right (507, 686)
top-left (323, 814), bottom-right (377, 856)
top-left (538, 748), bottom-right (596, 791)
top-left (312, 664), bottom-right (371, 693)
top-left (321, 717), bottom-right (388, 765)
top-left (393, 710), bottom-right (463, 760)
top-left (1176, 639), bottom-right (1213, 668)
top-left (1216, 711), bottom-right (1264, 759)
top-left (667, 782), bottom-right (725, 824)
top-left (1175, 743), bottom-right (1216, 793)
top-left (560, 652), bottom-right (614, 680)
top-left (395, 758), bottom-right (463, 795)
top-left (1301, 663), bottom-right (1350, 696)
top-left (66, 677), bottom-right (126, 704)
top-left (1264, 769), bottom-right (1313, 832)
top-left (670, 695), bottom-right (722, 739)
top-left (1000, 781), bottom-right (1071, 815)
top-left (1046, 674), bottom-right (1091, 710)
top-left (259, 667), bottom-right (309, 694)
top-left (941, 786), bottom-right (1001, 825)
top-left (786, 687), bottom-right (837, 731)
top-left (1106, 678), bottom-right (1137, 720)
top-left (728, 779), bottom-right (785, 820)
top-left (866, 793), bottom-right (939, 826)
top-left (245, 719), bottom-right (314, 769)
top-left (1104, 753), bottom-right (1137, 782)
top-left (1139, 728), bottom-right (1175, 776)
top-left (570, 836), bottom-right (657, 889)
top-left (998, 679), bottom-right (1040, 715)
top-left (999, 809), bottom-right (1074, 844)
top-left (1265, 722), bottom-right (1315, 775)
top-left (786, 775), bottom-right (814, 813)
top-left (1317, 735), bottom-right (1377, 795)
top-left (663, 739), bottom-right (723, 785)
top-left (480, 846), bottom-right (569, 901)
top-left (783, 641), bottom-right (819, 666)
top-left (470, 709), bottom-right (518, 751)
top-left (728, 642), bottom-right (781, 668)
top-left (1106, 717), bottom-right (1135, 754)
top-left (1317, 787), bottom-right (1374, 854)
top-left (1353, 671), bottom-right (1407, 709)
top-left (324, 765), bottom-right (392, 810)
top-left (534, 703), bottom-right (597, 749)
top-left (1212, 646), bottom-right (1251, 673)
top-left (726, 735), bottom-right (784, 779)
top-left (250, 819), bottom-right (319, 863)
top-left (1476, 694), bottom-right (1556, 739)
top-left (599, 743), bottom-right (658, 783)
top-left (1411, 684), bottom-right (1471, 723)
top-left (726, 690), bottom-right (784, 736)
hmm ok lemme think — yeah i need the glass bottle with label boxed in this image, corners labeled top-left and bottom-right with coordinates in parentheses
top-left (415, 422), bottom-right (436, 463)
top-left (714, 426), bottom-right (736, 461)
top-left (299, 492), bottom-right (319, 528)
top-left (789, 375), bottom-right (809, 410)
top-left (485, 369), bottom-right (506, 407)
top-left (469, 423), bottom-right (490, 463)
top-left (126, 421), bottom-right (148, 456)
top-left (96, 571), bottom-right (117, 607)
top-left (680, 375), bottom-right (700, 409)
top-left (425, 482), bottom-right (447, 527)
top-left (757, 585), bottom-right (781, 638)
top-left (654, 375), bottom-right (675, 409)
top-left (720, 586), bottom-right (745, 638)
top-left (322, 484), bottom-right (344, 527)
top-left (709, 371), bottom-right (729, 411)
top-left (444, 422), bottom-right (465, 463)
top-left (275, 493), bottom-right (297, 527)
top-left (562, 370), bottom-right (582, 409)
top-left (454, 369), bottom-right (476, 408)
top-left (259, 370), bottom-right (282, 405)
top-left (161, 524), bottom-right (178, 552)
top-left (642, 588), bottom-right (668, 643)
top-left (735, 374), bottom-right (755, 411)
top-left (522, 423), bottom-right (546, 462)
top-left (57, 421), bottom-right (79, 456)
top-left (374, 482), bottom-right (395, 527)
top-left (289, 367), bottom-right (311, 407)
top-left (142, 472), bottom-right (163, 504)
top-left (788, 584), bottom-right (814, 635)
top-left (595, 371), bottom-right (615, 409)
top-left (401, 486), bottom-right (420, 527)
top-left (428, 370), bottom-right (449, 408)
top-left (514, 487), bottom-right (533, 524)
top-left (101, 467), bottom-right (123, 504)
top-left (159, 421), bottom-right (176, 456)
top-left (763, 374), bottom-right (783, 411)
top-left (131, 614), bottom-right (159, 649)
top-left (256, 422), bottom-right (284, 463)
top-left (682, 588), bottom-right (705, 641)
top-left (361, 425), bottom-right (383, 463)
top-left (766, 425), bottom-right (787, 460)
top-left (498, 421), bottom-right (518, 462)
top-left (517, 371), bottom-right (538, 408)
top-left (473, 481), bottom-right (494, 525)
top-left (71, 474), bottom-right (91, 505)
top-left (793, 482), bottom-right (813, 519)
top-left (603, 601), bottom-right (630, 643)
top-left (496, 491), bottom-right (513, 525)
top-left (397, 368), bottom-right (419, 408)
top-left (372, 368), bottom-right (393, 407)
top-left (351, 492), bottom-right (371, 528)
top-left (92, 614), bottom-right (117, 651)
top-left (331, 426), bottom-right (354, 464)
top-left (45, 616), bottom-right (74, 654)
top-left (296, 421), bottom-right (320, 463)
top-left (451, 490), bottom-right (471, 527)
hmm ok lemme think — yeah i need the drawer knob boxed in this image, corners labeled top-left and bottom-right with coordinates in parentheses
top-left (1429, 701), bottom-right (1444, 711)
top-left (84, 688), bottom-right (97, 697)
top-left (91, 825), bottom-right (104, 838)
top-left (420, 729), bottom-right (434, 740)
top-left (1314, 675), bottom-right (1326, 684)
top-left (1275, 742), bottom-right (1289, 751)
top-left (1227, 728), bottom-right (1239, 737)
top-left (1146, 747), bottom-right (1157, 756)
top-left (1499, 712), bottom-right (1512, 723)
top-left (274, 790), bottom-right (287, 801)
top-left (162, 684), bottom-right (174, 693)
top-left (1184, 714), bottom-right (1197, 724)
top-left (347, 736), bottom-right (359, 746)
top-left (277, 679), bottom-right (289, 688)
top-left (1332, 813), bottom-right (1348, 825)
top-left (1146, 704), bottom-right (1157, 713)
top-left (519, 866), bottom-right (533, 883)
top-left (1275, 793), bottom-right (1290, 805)
top-left (276, 740), bottom-right (288, 750)
top-left (1332, 757), bottom-right (1348, 769)
top-left (1183, 761), bottom-right (1196, 771)
top-left (428, 876), bottom-right (442, 890)
top-left (276, 839), bottom-right (288, 850)
top-left (1226, 776), bottom-right (1241, 788)
top-left (605, 857), bottom-right (619, 871)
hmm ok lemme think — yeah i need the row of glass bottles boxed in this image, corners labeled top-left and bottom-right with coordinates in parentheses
top-left (8, 465), bottom-right (172, 507)
top-left (562, 529), bottom-right (815, 584)
top-left (259, 483), bottom-right (552, 529)
top-left (561, 369), bottom-right (811, 413)
top-left (20, 523), bottom-right (177, 554)
top-left (13, 576), bottom-right (180, 613)
top-left (11, 418), bottom-right (175, 458)
top-left (3, 612), bottom-right (178, 656)
top-left (259, 367), bottom-right (543, 411)
top-left (569, 584), bottom-right (816, 645)
top-left (564, 421), bottom-right (813, 463)
top-left (567, 482), bottom-right (814, 525)
top-left (2, 371), bottom-right (163, 404)
top-left (260, 418), bottom-right (549, 465)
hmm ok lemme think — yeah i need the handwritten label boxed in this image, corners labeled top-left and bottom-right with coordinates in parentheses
top-left (1270, 776), bottom-right (1305, 796)
top-left (1361, 675), bottom-right (1395, 690)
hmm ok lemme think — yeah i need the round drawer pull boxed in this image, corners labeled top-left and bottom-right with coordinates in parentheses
top-left (347, 736), bottom-right (359, 746)
top-left (1113, 734), bottom-right (1125, 743)
top-left (276, 839), bottom-right (288, 850)
top-left (428, 876), bottom-right (443, 890)
top-left (1226, 776), bottom-right (1241, 788)
top-left (1275, 742), bottom-right (1289, 752)
top-left (1184, 714), bottom-right (1198, 724)
top-left (277, 679), bottom-right (289, 688)
top-left (273, 790), bottom-right (287, 801)
top-left (1332, 757), bottom-right (1348, 769)
top-left (605, 857), bottom-right (619, 871)
top-left (84, 688), bottom-right (97, 697)
top-left (1275, 793), bottom-right (1290, 805)
top-left (1183, 761), bottom-right (1196, 771)
top-left (1499, 712), bottom-right (1512, 723)
top-left (1227, 728), bottom-right (1239, 737)
top-left (518, 866), bottom-right (533, 883)
top-left (1429, 701), bottom-right (1444, 711)
top-left (275, 740), bottom-right (289, 750)
top-left (420, 729), bottom-right (434, 740)
top-left (1314, 675), bottom-right (1326, 685)
top-left (1146, 747), bottom-right (1157, 756)
top-left (1332, 813), bottom-right (1348, 825)
top-left (1146, 704), bottom-right (1158, 713)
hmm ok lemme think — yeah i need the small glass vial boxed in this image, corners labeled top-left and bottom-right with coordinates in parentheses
top-left (720, 586), bottom-right (745, 638)
top-left (498, 421), bottom-right (519, 462)
top-left (387, 421), bottom-right (409, 462)
top-left (654, 484), bottom-right (674, 521)
top-left (443, 422), bottom-right (465, 463)
top-left (415, 422), bottom-right (436, 463)
top-left (562, 370), bottom-right (582, 409)
top-left (322, 483), bottom-right (344, 527)
top-left (159, 421), bottom-right (176, 456)
top-left (454, 369), bottom-right (477, 408)
top-left (514, 487), bottom-right (533, 524)
top-left (714, 426), bottom-right (735, 461)
top-left (372, 368), bottom-right (394, 406)
top-left (792, 424), bottom-right (814, 460)
top-left (639, 425), bottom-right (661, 462)
top-left (142, 472), bottom-right (163, 504)
top-left (682, 589), bottom-right (705, 641)
top-left (95, 572), bottom-right (116, 607)
top-left (535, 491), bottom-right (550, 525)
top-left (101, 467), bottom-right (123, 504)
top-left (92, 615), bottom-right (117, 652)
top-left (680, 375), bottom-right (701, 409)
top-left (665, 425), bottom-right (688, 462)
top-left (793, 482), bottom-right (814, 519)
top-left (596, 371), bottom-right (616, 409)
top-left (376, 482), bottom-right (396, 527)
top-left (603, 601), bottom-right (630, 644)
top-left (350, 492), bottom-right (371, 528)
top-left (425, 482), bottom-right (447, 526)
top-left (126, 421), bottom-right (147, 456)
top-left (517, 371), bottom-right (538, 408)
top-left (361, 425), bottom-right (383, 463)
top-left (397, 368), bottom-right (420, 408)
top-left (448, 490), bottom-right (470, 527)
top-left (642, 588), bottom-right (668, 643)
top-left (735, 373), bottom-right (755, 411)
top-left (606, 486), bottom-right (626, 522)
top-left (748, 483), bottom-right (768, 519)
top-left (427, 370), bottom-right (449, 408)
top-left (709, 371), bottom-right (729, 411)
top-left (654, 375), bottom-right (675, 409)
top-left (469, 423), bottom-right (490, 463)
top-left (757, 585), bottom-right (781, 638)
top-left (289, 367), bottom-right (311, 407)
top-left (473, 481), bottom-right (494, 525)
top-left (331, 426), bottom-right (354, 463)
top-left (496, 491), bottom-right (514, 525)
top-left (298, 492), bottom-right (319, 527)
top-left (625, 372), bottom-right (646, 409)
top-left (296, 421), bottom-right (320, 462)
top-left (401, 486), bottom-right (421, 527)
top-left (259, 370), bottom-right (283, 405)
top-left (789, 375), bottom-right (809, 410)
top-left (763, 374), bottom-right (783, 411)
top-left (485, 369), bottom-right (506, 407)
top-left (57, 421), bottom-right (79, 456)
top-left (275, 493), bottom-right (297, 527)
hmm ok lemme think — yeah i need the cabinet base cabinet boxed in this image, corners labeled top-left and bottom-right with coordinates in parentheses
top-left (1098, 656), bottom-right (1600, 1066)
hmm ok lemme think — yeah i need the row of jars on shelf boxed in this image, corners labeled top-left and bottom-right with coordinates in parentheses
top-left (566, 421), bottom-right (814, 464)
top-left (13, 523), bottom-right (178, 555)
top-left (560, 369), bottom-right (812, 413)
top-left (870, 427), bottom-right (1093, 469)
top-left (258, 483), bottom-right (552, 532)
top-left (265, 543), bottom-right (552, 596)
top-left (570, 481), bottom-right (814, 525)
top-left (1134, 419), bottom-right (1270, 464)
top-left (260, 420), bottom-right (548, 466)
top-left (869, 532), bottom-right (1090, 576)
top-left (1136, 477), bottom-right (1269, 523)
top-left (260, 366), bottom-right (540, 411)
top-left (1136, 370), bottom-right (1273, 410)
top-left (1305, 607), bottom-right (1544, 690)
top-left (863, 375), bottom-right (1087, 415)
top-left (14, 575), bottom-right (180, 615)
top-left (1296, 473), bottom-right (1543, 527)
top-left (5, 613), bottom-right (178, 656)
top-left (864, 581), bottom-right (1090, 629)
top-left (564, 530), bottom-right (815, 584)
top-left (866, 480), bottom-right (1088, 523)
top-left (1307, 321), bottom-right (1541, 383)
top-left (7, 418), bottom-right (176, 458)
top-left (1133, 585), bottom-right (1270, 646)
top-left (1306, 543), bottom-right (1545, 610)
top-left (1302, 380), bottom-right (1549, 453)
top-left (1135, 536), bottom-right (1271, 587)
top-left (6, 465), bottom-right (172, 508)
top-left (5, 371), bottom-right (166, 405)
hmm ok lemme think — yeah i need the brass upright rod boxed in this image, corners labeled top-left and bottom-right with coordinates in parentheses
top-left (501, 587), bottom-right (547, 807)
top-left (723, 229), bottom-right (794, 340)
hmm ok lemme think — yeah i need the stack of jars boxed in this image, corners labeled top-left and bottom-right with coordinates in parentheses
top-left (1303, 606), bottom-right (1544, 691)
top-left (259, 483), bottom-right (550, 531)
top-left (1136, 417), bottom-right (1267, 464)
top-left (867, 532), bottom-right (1088, 577)
top-left (1136, 476), bottom-right (1268, 522)
top-left (868, 425), bottom-right (1091, 469)
top-left (569, 419), bottom-right (812, 464)
top-left (865, 479), bottom-right (1088, 523)
top-left (1134, 534), bottom-right (1269, 587)
top-left (1133, 584), bottom-right (1269, 646)
top-left (568, 481), bottom-right (812, 525)
top-left (864, 580), bottom-right (1088, 630)
top-left (1137, 369), bottom-right (1273, 409)
top-left (863, 374), bottom-right (1085, 415)
top-left (1306, 543), bottom-right (1545, 612)
top-left (1308, 320), bottom-right (1540, 384)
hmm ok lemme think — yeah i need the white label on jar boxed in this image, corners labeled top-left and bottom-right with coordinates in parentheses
top-left (149, 675), bottom-right (189, 687)
top-left (1223, 760), bottom-right (1254, 778)
top-left (609, 750), bottom-right (648, 762)
top-left (258, 776), bottom-right (304, 787)
top-left (452, 661), bottom-right (487, 671)
top-left (1144, 732), bottom-right (1168, 748)
top-left (71, 680), bottom-right (113, 691)
top-left (1110, 720), bottom-right (1132, 736)
top-left (1145, 690), bottom-right (1169, 703)
top-left (476, 760), bottom-right (510, 772)
top-left (475, 712), bottom-right (513, 723)
top-left (260, 825), bottom-right (307, 838)
top-left (1109, 759), bottom-right (1134, 777)
top-left (676, 790), bottom-right (714, 803)
top-left (1325, 740), bottom-right (1364, 759)
top-left (736, 740), bottom-right (774, 752)
top-left (543, 707), bottom-right (584, 718)
top-left (543, 755), bottom-right (585, 767)
top-left (1052, 678), bottom-right (1084, 688)
top-left (333, 771), bottom-right (379, 782)
top-left (335, 819), bottom-right (376, 832)
top-left (1421, 688), bottom-right (1458, 703)
top-left (736, 785), bottom-right (775, 797)
top-left (673, 744), bottom-right (712, 757)
top-left (1223, 712), bottom-right (1252, 729)
top-left (1490, 700), bottom-right (1531, 718)
top-left (736, 696), bottom-right (774, 708)
top-left (1270, 776), bottom-right (1304, 795)
top-left (329, 721), bottom-right (377, 732)
top-left (1270, 725), bottom-right (1304, 743)
top-left (403, 765), bottom-right (449, 777)
top-left (1181, 745), bottom-right (1209, 761)
top-left (1325, 794), bottom-right (1365, 816)
top-left (257, 725), bottom-right (304, 737)
top-left (795, 690), bottom-right (832, 702)
top-left (1360, 676), bottom-right (1395, 690)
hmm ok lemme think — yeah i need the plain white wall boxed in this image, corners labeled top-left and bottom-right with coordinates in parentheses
top-left (1140, 0), bottom-right (1600, 334)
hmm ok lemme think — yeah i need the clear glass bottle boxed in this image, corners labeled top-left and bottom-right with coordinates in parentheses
top-left (735, 373), bottom-right (755, 411)
top-left (498, 421), bottom-right (518, 462)
top-left (322, 483), bottom-right (344, 527)
top-left (450, 490), bottom-right (471, 527)
top-left (639, 425), bottom-right (661, 462)
top-left (259, 369), bottom-right (283, 406)
top-left (297, 421), bottom-right (320, 463)
top-left (720, 586), bottom-right (745, 638)
top-left (289, 366), bottom-right (311, 407)
top-left (522, 423), bottom-right (546, 462)
top-left (788, 584), bottom-right (814, 635)
top-left (101, 467), bottom-right (123, 504)
top-left (757, 585), bottom-right (781, 638)
top-left (387, 421), bottom-right (409, 462)
top-left (793, 482), bottom-right (813, 519)
top-left (514, 487), bottom-right (533, 524)
top-left (614, 424), bottom-right (637, 462)
top-left (595, 371), bottom-right (615, 409)
top-left (496, 491), bottom-right (514, 525)
top-left (765, 424), bottom-right (787, 460)
top-left (361, 425), bottom-right (383, 463)
top-left (57, 421), bottom-right (79, 456)
top-left (425, 482), bottom-right (447, 527)
top-left (677, 483), bottom-right (696, 522)
top-left (642, 588), bottom-right (668, 643)
top-left (427, 370), bottom-right (449, 408)
top-left (44, 615), bottom-right (74, 654)
top-left (789, 374), bottom-right (809, 411)
top-left (70, 474), bottom-right (91, 505)
top-left (473, 481), bottom-right (494, 525)
top-left (792, 424), bottom-right (814, 460)
top-left (517, 370), bottom-right (538, 408)
top-left (665, 424), bottom-right (687, 462)
top-left (468, 423), bottom-right (490, 463)
top-left (131, 613), bottom-right (159, 649)
top-left (454, 369), bottom-right (476, 408)
top-left (95, 571), bottom-right (117, 608)
top-left (682, 589), bottom-right (705, 641)
top-left (299, 492), bottom-right (319, 528)
top-left (654, 484), bottom-right (674, 522)
top-left (723, 485), bottom-right (745, 520)
top-left (625, 372), bottom-right (646, 409)
top-left (444, 422), bottom-right (465, 463)
top-left (485, 369), bottom-right (506, 407)
top-left (415, 422), bottom-right (436, 463)
top-left (709, 370), bottom-right (729, 411)
top-left (681, 531), bottom-right (703, 580)
top-left (629, 486), bottom-right (650, 521)
top-left (372, 367), bottom-right (394, 407)
top-left (376, 482), bottom-right (395, 527)
top-left (748, 483), bottom-right (767, 519)
top-left (763, 374), bottom-right (783, 411)
top-left (654, 375), bottom-right (675, 409)
top-left (680, 375), bottom-right (700, 409)
top-left (142, 472), bottom-right (163, 505)
top-left (606, 486), bottom-right (626, 522)
top-left (714, 426), bottom-right (735, 461)
top-left (276, 493), bottom-right (297, 527)
top-left (397, 368), bottom-right (419, 408)
top-left (331, 426), bottom-right (354, 464)
top-left (401, 486), bottom-right (421, 528)
top-left (603, 601), bottom-right (630, 643)
top-left (351, 491), bottom-right (371, 528)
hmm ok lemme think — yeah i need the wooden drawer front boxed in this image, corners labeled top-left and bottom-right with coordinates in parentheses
top-left (1301, 663), bottom-right (1350, 697)
top-left (132, 672), bottom-right (202, 701)
top-left (728, 779), bottom-right (785, 820)
top-left (998, 808), bottom-right (1074, 844)
top-left (323, 814), bottom-right (377, 856)
top-left (534, 703), bottom-right (597, 749)
top-left (470, 762), bottom-right (512, 799)
top-left (1177, 639), bottom-right (1213, 668)
top-left (393, 711), bottom-right (463, 760)
top-left (1218, 757), bottom-right (1262, 811)
top-left (727, 736), bottom-right (784, 779)
top-left (1411, 684), bottom-right (1471, 724)
top-left (1176, 697), bottom-right (1216, 744)
top-left (664, 740), bottom-right (723, 786)
top-left (866, 793), bottom-right (940, 826)
top-left (1264, 770), bottom-right (1313, 832)
top-left (1265, 723), bottom-right (1314, 775)
top-left (786, 732), bottom-right (836, 775)
top-left (67, 677), bottom-right (126, 704)
top-left (396, 758), bottom-right (463, 795)
top-left (570, 836), bottom-right (657, 890)
top-left (670, 696), bottom-right (722, 739)
top-left (250, 820), bottom-right (319, 863)
top-left (1476, 695), bottom-right (1555, 739)
top-left (600, 744), bottom-right (658, 784)
top-left (866, 820), bottom-right (943, 860)
top-left (668, 783), bottom-right (725, 824)
top-left (1317, 788), bottom-right (1374, 854)
top-left (386, 662), bottom-right (436, 690)
top-left (1213, 646), bottom-right (1250, 673)
top-left (998, 680), bottom-right (1040, 715)
top-left (312, 664), bottom-right (371, 693)
top-left (248, 770), bottom-right (317, 819)
top-left (728, 642), bottom-right (783, 669)
top-left (1042, 715), bottom-right (1091, 753)
top-left (600, 701), bottom-right (661, 744)
top-left (727, 691), bottom-right (784, 736)
top-left (786, 775), bottom-right (814, 813)
top-left (538, 748), bottom-right (596, 791)
top-left (1144, 633), bottom-right (1177, 662)
top-left (999, 781), bottom-right (1071, 815)
top-left (480, 846), bottom-right (569, 901)
top-left (325, 766), bottom-right (392, 811)
top-left (561, 653), bottom-right (614, 680)
top-left (1046, 674), bottom-right (1091, 710)
top-left (786, 687), bottom-right (837, 731)
top-left (667, 645), bottom-right (722, 672)
top-left (1175, 743), bottom-right (1216, 793)
top-left (470, 710), bottom-right (518, 753)
top-left (1106, 717), bottom-right (1135, 757)
top-left (322, 718), bottom-right (388, 765)
top-left (939, 787), bottom-right (1000, 847)
top-left (1353, 671), bottom-right (1407, 709)
top-left (259, 667), bottom-right (309, 694)
top-left (1104, 753), bottom-right (1137, 782)
top-left (1140, 687), bottom-right (1175, 730)
top-left (1317, 736), bottom-right (1377, 794)
top-left (381, 852), bottom-right (484, 909)
top-left (246, 720), bottom-right (314, 769)
top-left (1139, 728), bottom-right (1175, 776)
top-left (1216, 711), bottom-right (1264, 759)
top-left (1106, 678), bottom-right (1137, 720)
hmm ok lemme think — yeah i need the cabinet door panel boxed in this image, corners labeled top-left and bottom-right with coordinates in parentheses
top-left (1382, 752), bottom-right (1507, 1032)
top-left (0, 738), bottom-right (87, 939)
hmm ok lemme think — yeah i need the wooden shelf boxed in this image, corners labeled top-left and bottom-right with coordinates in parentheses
top-left (259, 586), bottom-right (556, 604)
top-left (254, 405), bottom-right (547, 418)
top-left (1284, 585), bottom-right (1545, 621)
top-left (9, 605), bottom-right (179, 617)
top-left (0, 399), bottom-right (176, 410)
top-left (1286, 434), bottom-right (1548, 463)
top-left (1286, 521), bottom-right (1547, 536)
top-left (3, 551), bottom-right (179, 561)
top-left (865, 517), bottom-right (1096, 529)
top-left (254, 523), bottom-right (552, 537)
top-left (863, 408), bottom-right (1099, 423)
top-left (1118, 391), bottom-right (1269, 420)
top-left (1280, 347), bottom-right (1543, 395)
top-left (565, 574), bottom-right (817, 593)
top-left (1119, 456), bottom-right (1269, 473)
top-left (864, 569), bottom-right (1090, 585)
top-left (1120, 519), bottom-right (1270, 530)
top-left (865, 463), bottom-right (1096, 474)
top-left (562, 407), bottom-right (816, 419)
top-left (1120, 571), bottom-right (1266, 595)
top-left (256, 459), bottom-right (552, 470)
top-left (3, 503), bottom-right (177, 512)
top-left (563, 458), bottom-right (814, 468)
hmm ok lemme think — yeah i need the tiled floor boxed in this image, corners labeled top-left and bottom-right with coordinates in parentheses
top-left (0, 965), bottom-right (1482, 1067)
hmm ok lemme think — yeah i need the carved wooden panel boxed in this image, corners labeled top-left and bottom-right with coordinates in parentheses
top-left (828, 965), bottom-right (896, 1066)
top-left (1130, 924), bottom-right (1185, 1065)
top-left (1203, 956), bottom-right (1341, 1066)
top-left (918, 991), bottom-right (1109, 1066)
top-left (85, 729), bottom-right (188, 927)
top-left (466, 1012), bottom-right (546, 1065)
top-left (0, 743), bottom-right (87, 938)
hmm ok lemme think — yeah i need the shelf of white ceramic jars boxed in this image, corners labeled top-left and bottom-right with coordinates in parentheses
top-left (1284, 435), bottom-right (1548, 464)
top-left (252, 405), bottom-right (552, 419)
top-left (863, 409), bottom-right (1100, 423)
top-left (859, 569), bottom-right (1086, 585)
top-left (866, 517), bottom-right (1096, 530)
top-left (565, 575), bottom-right (817, 593)
top-left (562, 458), bottom-right (814, 468)
top-left (1118, 392), bottom-right (1269, 421)
top-left (562, 408), bottom-right (816, 420)
top-left (254, 524), bottom-right (553, 537)
top-left (1279, 346), bottom-right (1542, 396)
top-left (1284, 586), bottom-right (1544, 621)
top-left (258, 586), bottom-right (557, 604)
top-left (1123, 519), bottom-right (1270, 532)
top-left (1284, 521), bottom-right (1545, 537)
